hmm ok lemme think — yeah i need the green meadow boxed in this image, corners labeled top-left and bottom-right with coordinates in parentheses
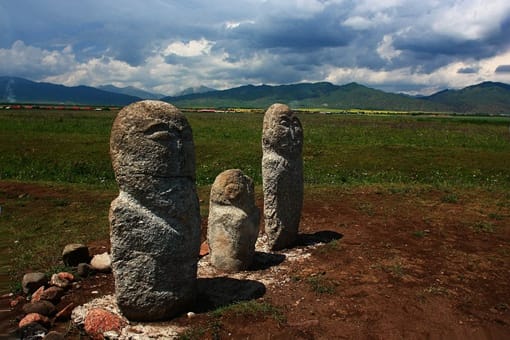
top-left (1, 109), bottom-right (509, 188)
top-left (1, 109), bottom-right (509, 291)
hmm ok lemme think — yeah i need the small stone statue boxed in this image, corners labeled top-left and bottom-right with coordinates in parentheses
top-left (109, 100), bottom-right (201, 321)
top-left (207, 169), bottom-right (260, 272)
top-left (262, 103), bottom-right (304, 250)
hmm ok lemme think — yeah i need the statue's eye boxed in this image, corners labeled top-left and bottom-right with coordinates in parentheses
top-left (144, 123), bottom-right (172, 140)
top-left (279, 118), bottom-right (290, 127)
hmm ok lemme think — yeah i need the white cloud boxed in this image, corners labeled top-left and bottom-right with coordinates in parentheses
top-left (162, 39), bottom-right (214, 57)
top-left (0, 40), bottom-right (76, 77)
top-left (353, 0), bottom-right (404, 13)
top-left (43, 56), bottom-right (139, 87)
top-left (225, 20), bottom-right (256, 29)
top-left (225, 21), bottom-right (242, 29)
top-left (377, 35), bottom-right (401, 62)
top-left (0, 39), bottom-right (241, 95)
top-left (432, 0), bottom-right (510, 40)
top-left (342, 11), bottom-right (392, 30)
top-left (325, 48), bottom-right (510, 94)
top-left (343, 16), bottom-right (373, 30)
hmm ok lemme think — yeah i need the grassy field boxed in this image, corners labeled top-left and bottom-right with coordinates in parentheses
top-left (1, 109), bottom-right (509, 291)
top-left (1, 109), bottom-right (509, 188)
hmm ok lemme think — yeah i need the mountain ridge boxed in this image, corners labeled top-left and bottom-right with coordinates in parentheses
top-left (162, 81), bottom-right (510, 114)
top-left (174, 85), bottom-right (216, 96)
top-left (1, 76), bottom-right (510, 114)
top-left (162, 82), bottom-right (447, 112)
top-left (425, 81), bottom-right (510, 114)
top-left (0, 76), bottom-right (141, 106)
top-left (97, 85), bottom-right (165, 100)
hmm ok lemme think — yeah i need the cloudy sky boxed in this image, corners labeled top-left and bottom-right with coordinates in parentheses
top-left (1, 0), bottom-right (510, 95)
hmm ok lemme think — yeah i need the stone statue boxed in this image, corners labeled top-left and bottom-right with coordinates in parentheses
top-left (109, 100), bottom-right (201, 321)
top-left (262, 103), bottom-right (303, 250)
top-left (207, 169), bottom-right (260, 272)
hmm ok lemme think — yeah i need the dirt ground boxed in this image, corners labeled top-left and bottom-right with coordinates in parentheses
top-left (2, 184), bottom-right (510, 339)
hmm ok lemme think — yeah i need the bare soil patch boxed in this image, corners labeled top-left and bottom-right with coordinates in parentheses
top-left (2, 183), bottom-right (510, 339)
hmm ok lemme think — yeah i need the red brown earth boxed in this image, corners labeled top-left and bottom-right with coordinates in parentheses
top-left (2, 183), bottom-right (510, 339)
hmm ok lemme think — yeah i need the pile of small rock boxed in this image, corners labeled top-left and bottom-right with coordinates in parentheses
top-left (10, 243), bottom-right (112, 339)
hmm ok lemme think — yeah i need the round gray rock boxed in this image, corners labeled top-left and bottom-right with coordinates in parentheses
top-left (62, 243), bottom-right (90, 267)
top-left (22, 300), bottom-right (56, 317)
top-left (39, 286), bottom-right (64, 304)
top-left (43, 331), bottom-right (65, 340)
top-left (22, 272), bottom-right (47, 295)
top-left (90, 252), bottom-right (112, 272)
top-left (77, 263), bottom-right (94, 277)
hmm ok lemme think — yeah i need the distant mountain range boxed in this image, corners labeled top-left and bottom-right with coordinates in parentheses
top-left (174, 85), bottom-right (216, 96)
top-left (1, 76), bottom-right (510, 114)
top-left (162, 81), bottom-right (510, 114)
top-left (162, 82), bottom-right (447, 112)
top-left (0, 76), bottom-right (140, 106)
top-left (97, 84), bottom-right (165, 100)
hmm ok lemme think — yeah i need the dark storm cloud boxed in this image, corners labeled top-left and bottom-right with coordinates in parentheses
top-left (228, 14), bottom-right (352, 51)
top-left (458, 67), bottom-right (479, 74)
top-left (403, 27), bottom-right (508, 57)
top-left (495, 65), bottom-right (510, 73)
top-left (0, 0), bottom-right (217, 65)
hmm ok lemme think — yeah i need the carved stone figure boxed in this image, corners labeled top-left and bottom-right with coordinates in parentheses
top-left (207, 169), bottom-right (260, 272)
top-left (109, 100), bottom-right (201, 321)
top-left (262, 103), bottom-right (303, 250)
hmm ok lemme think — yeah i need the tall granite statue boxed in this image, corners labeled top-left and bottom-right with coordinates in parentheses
top-left (109, 100), bottom-right (201, 321)
top-left (262, 103), bottom-right (303, 250)
top-left (207, 169), bottom-right (260, 272)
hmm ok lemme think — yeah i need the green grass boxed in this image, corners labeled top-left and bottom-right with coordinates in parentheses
top-left (0, 110), bottom-right (115, 187)
top-left (1, 110), bottom-right (509, 188)
top-left (471, 221), bottom-right (496, 233)
top-left (315, 239), bottom-right (342, 253)
top-left (387, 263), bottom-right (405, 277)
top-left (412, 230), bottom-right (427, 238)
top-left (190, 112), bottom-right (263, 184)
top-left (0, 182), bottom-right (114, 292)
top-left (441, 192), bottom-right (459, 203)
top-left (178, 300), bottom-right (286, 338)
top-left (210, 300), bottom-right (285, 323)
top-left (177, 300), bottom-right (285, 340)
top-left (177, 318), bottom-right (223, 340)
top-left (305, 274), bottom-right (337, 294)
top-left (301, 114), bottom-right (510, 187)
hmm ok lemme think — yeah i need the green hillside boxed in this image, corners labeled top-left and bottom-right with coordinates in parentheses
top-left (163, 82), bottom-right (449, 112)
top-left (425, 82), bottom-right (510, 114)
top-left (297, 83), bottom-right (447, 111)
top-left (0, 76), bottom-right (140, 106)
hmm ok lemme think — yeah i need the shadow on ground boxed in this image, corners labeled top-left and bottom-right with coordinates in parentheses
top-left (249, 252), bottom-right (286, 271)
top-left (194, 277), bottom-right (266, 313)
top-left (297, 230), bottom-right (343, 246)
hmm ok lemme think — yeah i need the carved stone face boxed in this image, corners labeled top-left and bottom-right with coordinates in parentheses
top-left (262, 103), bottom-right (303, 156)
top-left (210, 169), bottom-right (255, 209)
top-left (110, 101), bottom-right (195, 187)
